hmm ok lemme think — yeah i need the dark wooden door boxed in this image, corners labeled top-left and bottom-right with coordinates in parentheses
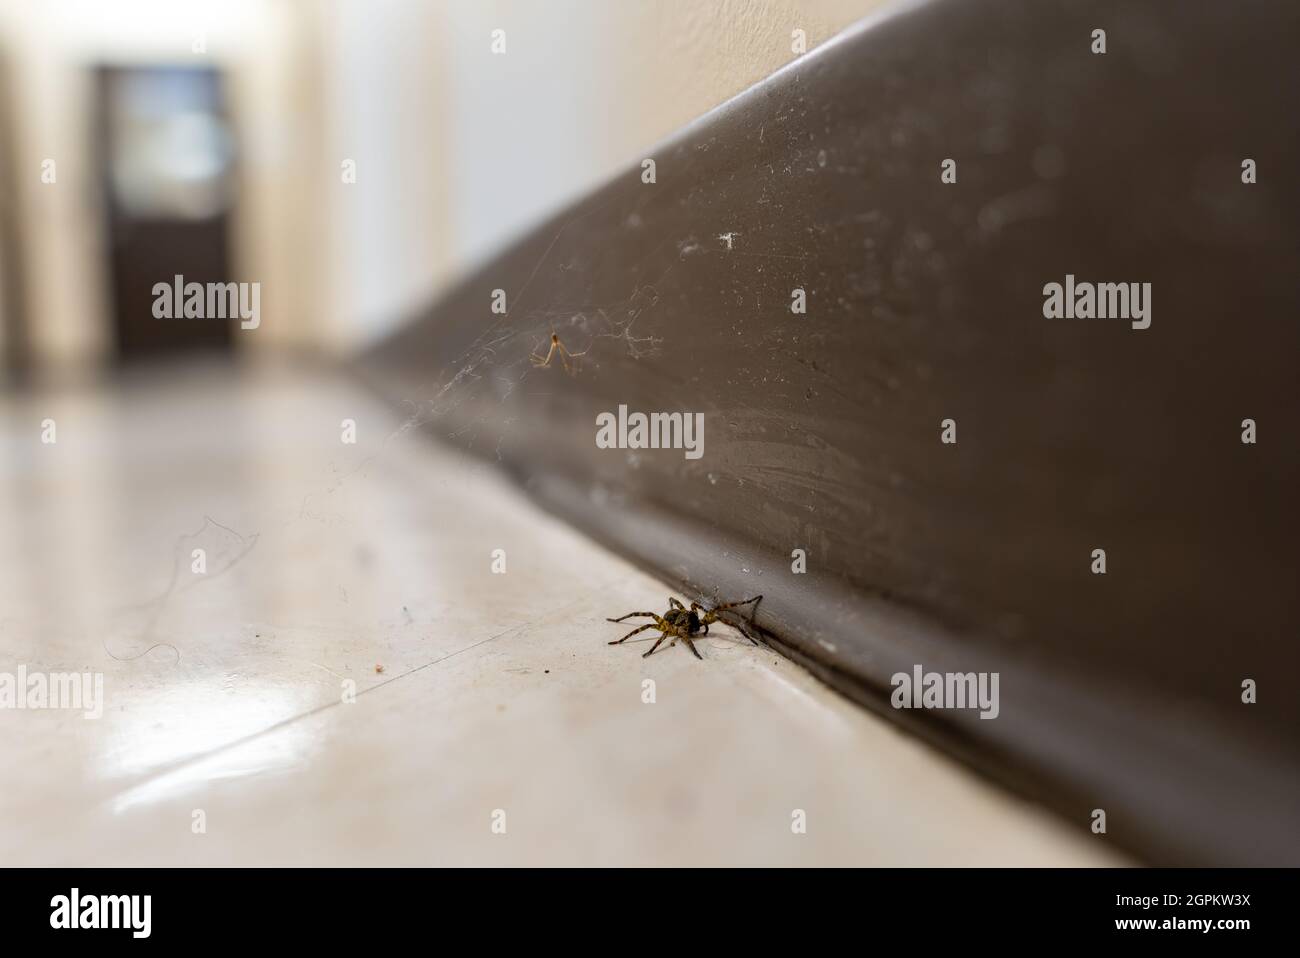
top-left (97, 66), bottom-right (235, 361)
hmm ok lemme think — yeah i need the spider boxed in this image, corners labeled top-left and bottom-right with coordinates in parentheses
top-left (607, 595), bottom-right (763, 659)
top-left (530, 331), bottom-right (587, 375)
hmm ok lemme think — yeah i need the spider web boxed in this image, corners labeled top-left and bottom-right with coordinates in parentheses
top-left (343, 205), bottom-right (673, 484)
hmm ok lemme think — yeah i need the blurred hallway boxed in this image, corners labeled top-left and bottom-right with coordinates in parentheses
top-left (0, 0), bottom-right (883, 376)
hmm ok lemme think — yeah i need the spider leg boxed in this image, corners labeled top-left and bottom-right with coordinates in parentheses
top-left (610, 623), bottom-right (657, 645)
top-left (641, 630), bottom-right (672, 657)
top-left (668, 597), bottom-right (685, 610)
top-left (711, 595), bottom-right (763, 615)
top-left (530, 340), bottom-right (557, 368)
top-left (607, 611), bottom-right (657, 623)
top-left (681, 633), bottom-right (703, 660)
top-left (558, 340), bottom-right (588, 376)
top-left (723, 616), bottom-right (763, 646)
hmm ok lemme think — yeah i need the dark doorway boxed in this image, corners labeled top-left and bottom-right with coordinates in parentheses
top-left (97, 65), bottom-right (235, 361)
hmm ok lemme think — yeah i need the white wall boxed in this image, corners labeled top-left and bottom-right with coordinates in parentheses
top-left (316, 0), bottom-right (885, 349)
top-left (436, 0), bottom-right (886, 276)
top-left (316, 0), bottom-right (450, 350)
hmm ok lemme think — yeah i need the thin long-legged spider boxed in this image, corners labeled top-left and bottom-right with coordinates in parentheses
top-left (607, 595), bottom-right (763, 659)
top-left (530, 331), bottom-right (587, 375)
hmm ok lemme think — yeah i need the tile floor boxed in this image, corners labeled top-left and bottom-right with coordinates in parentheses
top-left (0, 361), bottom-right (1120, 865)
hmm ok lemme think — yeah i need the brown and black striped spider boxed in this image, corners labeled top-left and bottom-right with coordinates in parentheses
top-left (607, 595), bottom-right (763, 659)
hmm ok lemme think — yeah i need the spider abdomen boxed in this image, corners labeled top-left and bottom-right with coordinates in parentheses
top-left (663, 608), bottom-right (700, 634)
